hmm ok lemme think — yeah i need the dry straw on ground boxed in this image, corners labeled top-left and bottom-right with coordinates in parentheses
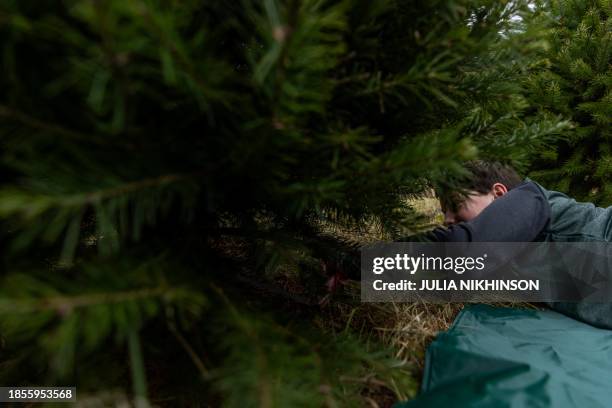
top-left (325, 195), bottom-right (541, 382)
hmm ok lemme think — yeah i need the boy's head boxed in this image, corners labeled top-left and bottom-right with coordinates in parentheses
top-left (439, 161), bottom-right (522, 225)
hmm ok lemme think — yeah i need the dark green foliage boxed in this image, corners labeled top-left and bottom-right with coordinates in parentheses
top-left (526, 0), bottom-right (612, 202)
top-left (0, 0), bottom-right (569, 406)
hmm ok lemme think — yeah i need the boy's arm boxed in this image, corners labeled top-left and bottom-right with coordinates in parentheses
top-left (421, 181), bottom-right (550, 242)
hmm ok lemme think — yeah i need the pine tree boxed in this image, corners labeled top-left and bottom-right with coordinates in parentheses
top-left (0, 1), bottom-right (566, 406)
top-left (526, 0), bottom-right (612, 203)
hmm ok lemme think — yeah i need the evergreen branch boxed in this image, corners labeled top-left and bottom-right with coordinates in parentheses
top-left (0, 104), bottom-right (102, 146)
top-left (131, 0), bottom-right (228, 106)
top-left (1, 286), bottom-right (172, 314)
top-left (167, 320), bottom-right (210, 380)
top-left (77, 173), bottom-right (194, 205)
top-left (0, 104), bottom-right (139, 149)
top-left (0, 172), bottom-right (200, 217)
top-left (128, 329), bottom-right (150, 408)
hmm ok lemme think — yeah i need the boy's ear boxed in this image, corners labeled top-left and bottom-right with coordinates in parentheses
top-left (492, 183), bottom-right (508, 197)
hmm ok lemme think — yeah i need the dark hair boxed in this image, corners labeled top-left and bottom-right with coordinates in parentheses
top-left (462, 160), bottom-right (522, 193)
top-left (439, 160), bottom-right (522, 212)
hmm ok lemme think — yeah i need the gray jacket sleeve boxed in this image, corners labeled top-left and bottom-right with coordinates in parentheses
top-left (427, 181), bottom-right (550, 242)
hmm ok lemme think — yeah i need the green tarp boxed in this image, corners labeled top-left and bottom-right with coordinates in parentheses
top-left (395, 304), bottom-right (612, 408)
